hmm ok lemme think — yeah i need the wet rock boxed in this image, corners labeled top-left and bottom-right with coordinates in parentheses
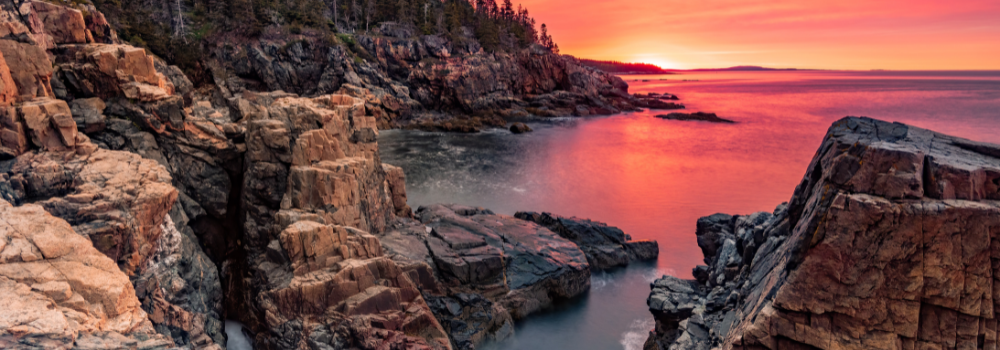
top-left (515, 211), bottom-right (659, 269)
top-left (656, 112), bottom-right (734, 123)
top-left (379, 206), bottom-right (592, 349)
top-left (644, 117), bottom-right (1000, 350)
top-left (509, 122), bottom-right (532, 134)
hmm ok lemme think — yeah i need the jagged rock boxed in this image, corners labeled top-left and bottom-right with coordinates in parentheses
top-left (383, 205), bottom-right (591, 317)
top-left (54, 44), bottom-right (173, 101)
top-left (254, 221), bottom-right (451, 350)
top-left (0, 39), bottom-right (54, 100)
top-left (644, 117), bottom-right (1000, 350)
top-left (383, 163), bottom-right (413, 217)
top-left (0, 48), bottom-right (17, 106)
top-left (515, 211), bottom-right (659, 269)
top-left (379, 206), bottom-right (591, 349)
top-left (0, 199), bottom-right (174, 349)
top-left (425, 293), bottom-right (513, 350)
top-left (0, 100), bottom-right (225, 349)
top-left (2, 147), bottom-right (177, 275)
top-left (30, 1), bottom-right (87, 45)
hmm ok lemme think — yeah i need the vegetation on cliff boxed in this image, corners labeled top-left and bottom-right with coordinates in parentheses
top-left (578, 59), bottom-right (672, 74)
top-left (91, 0), bottom-right (559, 81)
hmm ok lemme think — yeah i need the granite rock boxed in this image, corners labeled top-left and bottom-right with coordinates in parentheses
top-left (644, 117), bottom-right (1000, 350)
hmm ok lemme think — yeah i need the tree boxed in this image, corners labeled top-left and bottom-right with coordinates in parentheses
top-left (539, 23), bottom-right (551, 48)
top-left (502, 0), bottom-right (513, 22)
top-left (364, 0), bottom-right (375, 31)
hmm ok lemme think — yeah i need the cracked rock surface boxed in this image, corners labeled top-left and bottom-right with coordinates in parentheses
top-left (644, 117), bottom-right (1000, 350)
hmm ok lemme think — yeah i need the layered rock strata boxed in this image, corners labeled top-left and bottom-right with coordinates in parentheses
top-left (380, 204), bottom-right (593, 349)
top-left (516, 211), bottom-right (659, 269)
top-left (0, 2), bottom-right (226, 347)
top-left (644, 117), bottom-right (1000, 350)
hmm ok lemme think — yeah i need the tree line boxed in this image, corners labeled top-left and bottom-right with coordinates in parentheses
top-left (93, 0), bottom-right (562, 82)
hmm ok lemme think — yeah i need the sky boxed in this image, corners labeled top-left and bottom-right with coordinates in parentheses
top-left (516, 0), bottom-right (1000, 70)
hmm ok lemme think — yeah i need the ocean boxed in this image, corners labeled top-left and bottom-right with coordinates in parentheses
top-left (375, 70), bottom-right (1000, 350)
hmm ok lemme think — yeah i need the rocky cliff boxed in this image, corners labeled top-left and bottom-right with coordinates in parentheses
top-left (644, 117), bottom-right (1000, 350)
top-left (0, 2), bottom-right (660, 349)
top-left (85, 0), bottom-right (682, 132)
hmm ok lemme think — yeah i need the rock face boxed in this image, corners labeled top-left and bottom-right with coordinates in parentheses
top-left (516, 211), bottom-right (659, 270)
top-left (0, 3), bottom-right (227, 348)
top-left (0, 199), bottom-right (174, 349)
top-left (380, 205), bottom-right (592, 349)
top-left (644, 117), bottom-right (1000, 350)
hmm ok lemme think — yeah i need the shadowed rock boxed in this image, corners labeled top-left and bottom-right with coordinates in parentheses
top-left (644, 117), bottom-right (1000, 350)
top-left (515, 211), bottom-right (659, 269)
top-left (655, 112), bottom-right (735, 123)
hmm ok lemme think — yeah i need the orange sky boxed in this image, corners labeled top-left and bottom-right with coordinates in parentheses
top-left (517, 0), bottom-right (1000, 70)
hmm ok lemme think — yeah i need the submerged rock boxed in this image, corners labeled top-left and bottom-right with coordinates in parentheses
top-left (655, 112), bottom-right (735, 123)
top-left (644, 117), bottom-right (1000, 350)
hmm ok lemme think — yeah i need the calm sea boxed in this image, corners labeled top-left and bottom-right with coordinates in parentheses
top-left (373, 70), bottom-right (1000, 350)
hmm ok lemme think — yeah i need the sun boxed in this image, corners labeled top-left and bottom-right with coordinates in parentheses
top-left (632, 56), bottom-right (681, 70)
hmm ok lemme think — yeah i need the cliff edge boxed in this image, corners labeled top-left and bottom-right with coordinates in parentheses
top-left (645, 117), bottom-right (1000, 350)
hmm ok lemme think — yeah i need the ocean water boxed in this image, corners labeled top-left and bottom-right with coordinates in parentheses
top-left (376, 71), bottom-right (1000, 350)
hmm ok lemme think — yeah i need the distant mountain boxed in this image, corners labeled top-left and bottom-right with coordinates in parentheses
top-left (682, 66), bottom-right (800, 72)
top-left (578, 59), bottom-right (675, 74)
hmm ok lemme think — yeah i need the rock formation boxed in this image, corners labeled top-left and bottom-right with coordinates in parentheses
top-left (516, 211), bottom-right (659, 270)
top-left (0, 199), bottom-right (174, 349)
top-left (644, 117), bottom-right (1000, 350)
top-left (0, 2), bottom-right (674, 350)
top-left (379, 205), bottom-right (594, 349)
top-left (655, 112), bottom-right (735, 124)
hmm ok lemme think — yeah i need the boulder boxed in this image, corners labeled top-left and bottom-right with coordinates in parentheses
top-left (509, 122), bottom-right (532, 134)
top-left (515, 211), bottom-right (659, 269)
top-left (644, 117), bottom-right (1000, 350)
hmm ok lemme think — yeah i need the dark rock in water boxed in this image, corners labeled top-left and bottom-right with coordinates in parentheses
top-left (634, 97), bottom-right (685, 110)
top-left (380, 205), bottom-right (592, 349)
top-left (656, 112), bottom-right (735, 123)
top-left (425, 293), bottom-right (513, 350)
top-left (509, 122), bottom-right (533, 134)
top-left (515, 211), bottom-right (659, 269)
top-left (644, 117), bottom-right (1000, 350)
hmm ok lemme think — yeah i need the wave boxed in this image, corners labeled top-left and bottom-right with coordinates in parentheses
top-left (620, 317), bottom-right (656, 350)
top-left (225, 320), bottom-right (253, 350)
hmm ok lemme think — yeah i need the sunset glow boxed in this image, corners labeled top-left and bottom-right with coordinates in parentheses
top-left (518, 0), bottom-right (1000, 70)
